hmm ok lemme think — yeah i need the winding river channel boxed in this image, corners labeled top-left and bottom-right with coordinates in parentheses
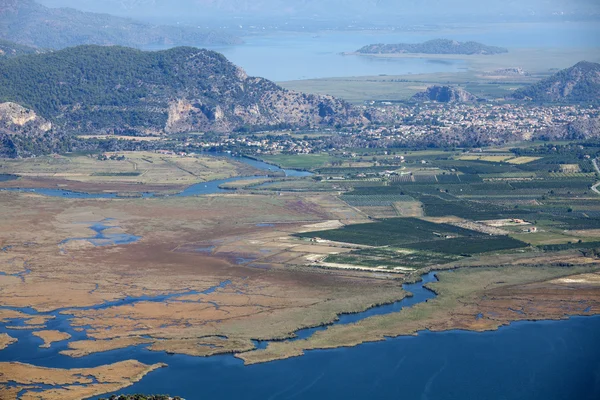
top-left (0, 153), bottom-right (312, 199)
top-left (1, 155), bottom-right (600, 399)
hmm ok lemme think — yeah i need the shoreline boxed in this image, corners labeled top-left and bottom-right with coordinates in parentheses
top-left (237, 311), bottom-right (599, 365)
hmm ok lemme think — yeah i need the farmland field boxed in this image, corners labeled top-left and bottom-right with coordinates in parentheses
top-left (506, 157), bottom-right (542, 164)
top-left (324, 248), bottom-right (463, 270)
top-left (402, 236), bottom-right (528, 255)
top-left (258, 154), bottom-right (339, 170)
top-left (296, 217), bottom-right (487, 247)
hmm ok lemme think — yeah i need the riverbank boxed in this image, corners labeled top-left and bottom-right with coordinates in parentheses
top-left (238, 265), bottom-right (600, 364)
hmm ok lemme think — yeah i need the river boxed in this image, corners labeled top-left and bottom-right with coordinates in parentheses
top-left (0, 153), bottom-right (312, 199)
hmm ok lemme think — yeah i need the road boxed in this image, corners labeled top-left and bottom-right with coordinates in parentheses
top-left (592, 158), bottom-right (600, 195)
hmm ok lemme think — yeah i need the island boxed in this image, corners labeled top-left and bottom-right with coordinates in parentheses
top-left (356, 39), bottom-right (509, 55)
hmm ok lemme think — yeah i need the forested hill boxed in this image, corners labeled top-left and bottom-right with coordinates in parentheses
top-left (356, 39), bottom-right (508, 55)
top-left (0, 39), bottom-right (45, 58)
top-left (0, 0), bottom-right (240, 49)
top-left (512, 61), bottom-right (600, 103)
top-left (0, 45), bottom-right (363, 134)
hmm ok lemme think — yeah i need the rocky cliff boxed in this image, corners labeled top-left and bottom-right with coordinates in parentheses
top-left (411, 86), bottom-right (479, 103)
top-left (0, 102), bottom-right (63, 157)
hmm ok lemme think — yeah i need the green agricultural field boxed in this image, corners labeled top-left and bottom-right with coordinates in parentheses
top-left (412, 194), bottom-right (535, 220)
top-left (296, 217), bottom-right (486, 247)
top-left (340, 194), bottom-right (415, 207)
top-left (258, 154), bottom-right (339, 170)
top-left (324, 248), bottom-right (463, 270)
top-left (402, 236), bottom-right (529, 255)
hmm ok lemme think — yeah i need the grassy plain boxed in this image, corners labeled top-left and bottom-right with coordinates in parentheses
top-left (239, 265), bottom-right (600, 364)
top-left (32, 330), bottom-right (71, 348)
top-left (0, 333), bottom-right (16, 350)
top-left (0, 190), bottom-right (407, 362)
top-left (0, 152), bottom-right (261, 193)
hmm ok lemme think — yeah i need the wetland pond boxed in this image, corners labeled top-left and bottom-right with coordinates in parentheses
top-left (1, 270), bottom-right (599, 399)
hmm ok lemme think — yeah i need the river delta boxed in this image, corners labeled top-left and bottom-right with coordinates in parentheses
top-left (1, 154), bottom-right (599, 399)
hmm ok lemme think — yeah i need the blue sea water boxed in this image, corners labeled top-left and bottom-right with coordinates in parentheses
top-left (2, 269), bottom-right (599, 400)
top-left (92, 316), bottom-right (600, 400)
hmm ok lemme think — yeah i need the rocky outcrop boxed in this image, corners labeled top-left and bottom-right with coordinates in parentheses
top-left (485, 68), bottom-right (529, 76)
top-left (0, 102), bottom-right (59, 158)
top-left (0, 39), bottom-right (44, 58)
top-left (411, 86), bottom-right (479, 103)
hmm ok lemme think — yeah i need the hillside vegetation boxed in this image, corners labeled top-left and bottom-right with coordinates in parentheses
top-left (0, 0), bottom-right (239, 49)
top-left (0, 45), bottom-right (362, 135)
top-left (512, 61), bottom-right (600, 103)
top-left (357, 39), bottom-right (508, 55)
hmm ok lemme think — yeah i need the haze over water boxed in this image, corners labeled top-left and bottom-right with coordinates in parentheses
top-left (206, 22), bottom-right (600, 81)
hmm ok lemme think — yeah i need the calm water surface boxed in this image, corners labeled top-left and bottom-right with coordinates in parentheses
top-left (207, 23), bottom-right (600, 81)
top-left (1, 268), bottom-right (598, 400)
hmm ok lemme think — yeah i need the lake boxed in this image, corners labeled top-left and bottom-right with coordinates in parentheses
top-left (205, 22), bottom-right (600, 81)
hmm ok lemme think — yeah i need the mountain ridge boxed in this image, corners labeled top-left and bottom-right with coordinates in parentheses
top-left (0, 0), bottom-right (240, 49)
top-left (0, 45), bottom-right (365, 136)
top-left (512, 61), bottom-right (600, 103)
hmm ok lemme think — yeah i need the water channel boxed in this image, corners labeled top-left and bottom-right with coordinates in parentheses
top-left (1, 269), bottom-right (598, 399)
top-left (0, 153), bottom-right (312, 199)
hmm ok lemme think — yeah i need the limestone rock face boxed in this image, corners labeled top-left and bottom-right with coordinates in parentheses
top-left (411, 86), bottom-right (479, 103)
top-left (0, 102), bottom-right (58, 158)
top-left (0, 102), bottom-right (51, 133)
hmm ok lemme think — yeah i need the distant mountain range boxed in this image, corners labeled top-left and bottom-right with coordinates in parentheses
top-left (512, 61), bottom-right (600, 103)
top-left (357, 40), bottom-right (508, 55)
top-left (0, 0), bottom-right (240, 49)
top-left (0, 45), bottom-right (363, 138)
top-left (411, 86), bottom-right (479, 103)
top-left (36, 0), bottom-right (600, 22)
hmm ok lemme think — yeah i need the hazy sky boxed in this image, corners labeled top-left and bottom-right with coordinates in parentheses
top-left (37, 0), bottom-right (600, 22)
